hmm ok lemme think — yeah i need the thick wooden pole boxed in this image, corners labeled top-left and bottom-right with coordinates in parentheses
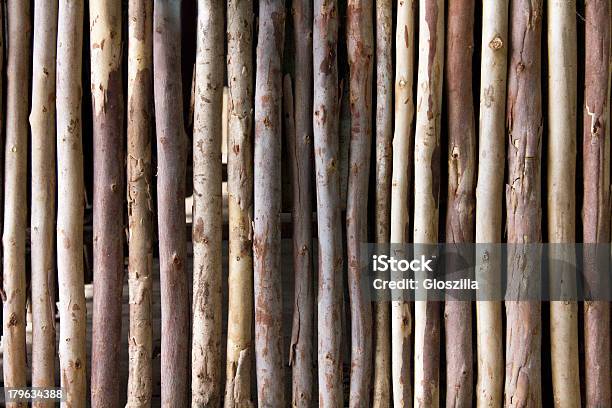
top-left (253, 1), bottom-right (285, 405)
top-left (313, 0), bottom-right (344, 405)
top-left (444, 0), bottom-right (475, 406)
top-left (413, 0), bottom-right (443, 406)
top-left (57, 0), bottom-right (86, 405)
top-left (475, 1), bottom-right (507, 406)
top-left (504, 1), bottom-right (543, 406)
top-left (547, 1), bottom-right (580, 406)
top-left (126, 0), bottom-right (154, 406)
top-left (2, 2), bottom-right (30, 406)
top-left (582, 0), bottom-right (611, 406)
top-left (153, 1), bottom-right (189, 405)
top-left (390, 0), bottom-right (415, 405)
top-left (30, 1), bottom-right (58, 405)
top-left (346, 0), bottom-right (374, 405)
top-left (224, 0), bottom-right (254, 406)
top-left (90, 1), bottom-right (125, 405)
top-left (191, 0), bottom-right (224, 405)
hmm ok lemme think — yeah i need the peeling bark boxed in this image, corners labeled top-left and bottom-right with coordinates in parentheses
top-left (444, 1), bottom-right (475, 406)
top-left (504, 1), bottom-right (543, 406)
top-left (153, 1), bottom-right (189, 405)
top-left (56, 1), bottom-right (87, 405)
top-left (30, 1), bottom-right (58, 406)
top-left (126, 0), bottom-right (154, 406)
top-left (253, 1), bottom-right (286, 406)
top-left (582, 0), bottom-right (611, 406)
top-left (475, 1), bottom-right (507, 406)
top-left (224, 0), bottom-right (255, 406)
top-left (90, 1), bottom-right (125, 406)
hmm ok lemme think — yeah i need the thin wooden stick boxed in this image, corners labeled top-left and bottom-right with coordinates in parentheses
top-left (253, 1), bottom-right (286, 405)
top-left (153, 1), bottom-right (189, 405)
top-left (56, 0), bottom-right (86, 405)
top-left (224, 0), bottom-right (255, 406)
top-left (30, 1), bottom-right (58, 405)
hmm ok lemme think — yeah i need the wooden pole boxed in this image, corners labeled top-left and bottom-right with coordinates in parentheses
top-left (224, 0), bottom-right (255, 405)
top-left (30, 1), bottom-right (58, 405)
top-left (153, 1), bottom-right (189, 405)
top-left (90, 1), bottom-right (125, 405)
top-left (504, 0), bottom-right (543, 405)
top-left (126, 0), bottom-right (154, 405)
top-left (475, 1), bottom-right (507, 406)
top-left (253, 1), bottom-right (285, 405)
top-left (2, 2), bottom-right (30, 406)
top-left (56, 0), bottom-right (86, 405)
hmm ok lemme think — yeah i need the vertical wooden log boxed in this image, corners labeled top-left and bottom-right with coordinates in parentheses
top-left (444, 0), bottom-right (475, 406)
top-left (346, 0), bottom-right (374, 405)
top-left (126, 0), bottom-right (154, 405)
top-left (253, 1), bottom-right (285, 406)
top-left (504, 0), bottom-right (543, 406)
top-left (191, 0), bottom-right (224, 405)
top-left (56, 1), bottom-right (87, 405)
top-left (413, 0), bottom-right (443, 406)
top-left (547, 1), bottom-right (580, 406)
top-left (372, 0), bottom-right (393, 406)
top-left (224, 0), bottom-right (254, 406)
top-left (90, 1), bottom-right (125, 405)
top-left (30, 1), bottom-right (58, 405)
top-left (582, 0), bottom-right (611, 406)
top-left (2, 2), bottom-right (30, 406)
top-left (475, 1), bottom-right (507, 406)
top-left (390, 0), bottom-right (415, 405)
top-left (313, 0), bottom-right (344, 405)
top-left (154, 1), bottom-right (189, 405)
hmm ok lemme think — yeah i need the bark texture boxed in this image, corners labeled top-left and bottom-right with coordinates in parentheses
top-left (504, 1), bottom-right (543, 406)
top-left (191, 0), bottom-right (224, 405)
top-left (413, 0), bottom-right (444, 406)
top-left (126, 0), bottom-right (154, 405)
top-left (313, 0), bottom-right (344, 406)
top-left (153, 1), bottom-right (189, 406)
top-left (253, 1), bottom-right (286, 406)
top-left (30, 1), bottom-right (58, 405)
top-left (288, 3), bottom-right (314, 406)
top-left (346, 1), bottom-right (374, 405)
top-left (444, 1), bottom-right (475, 406)
top-left (90, 1), bottom-right (125, 406)
top-left (582, 0), bottom-right (611, 406)
top-left (547, 1), bottom-right (580, 406)
top-left (475, 1), bottom-right (507, 406)
top-left (224, 0), bottom-right (255, 406)
top-left (2, 2), bottom-right (30, 407)
top-left (57, 1), bottom-right (87, 405)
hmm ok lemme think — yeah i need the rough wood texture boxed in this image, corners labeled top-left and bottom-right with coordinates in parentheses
top-left (444, 0), bottom-right (475, 406)
top-left (153, 1), bottom-right (189, 405)
top-left (126, 0), bottom-right (154, 405)
top-left (475, 1), bottom-right (507, 406)
top-left (582, 0), bottom-right (611, 406)
top-left (56, 1), bottom-right (87, 405)
top-left (313, 0), bottom-right (344, 405)
top-left (390, 0), bottom-right (415, 405)
top-left (253, 1), bottom-right (286, 405)
top-left (2, 2), bottom-right (30, 407)
top-left (224, 0), bottom-right (255, 406)
top-left (546, 1), bottom-right (580, 406)
top-left (90, 1), bottom-right (125, 405)
top-left (372, 0), bottom-right (393, 406)
top-left (504, 1), bottom-right (543, 406)
top-left (413, 0), bottom-right (444, 406)
top-left (30, 1), bottom-right (58, 406)
top-left (191, 0), bottom-right (224, 405)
